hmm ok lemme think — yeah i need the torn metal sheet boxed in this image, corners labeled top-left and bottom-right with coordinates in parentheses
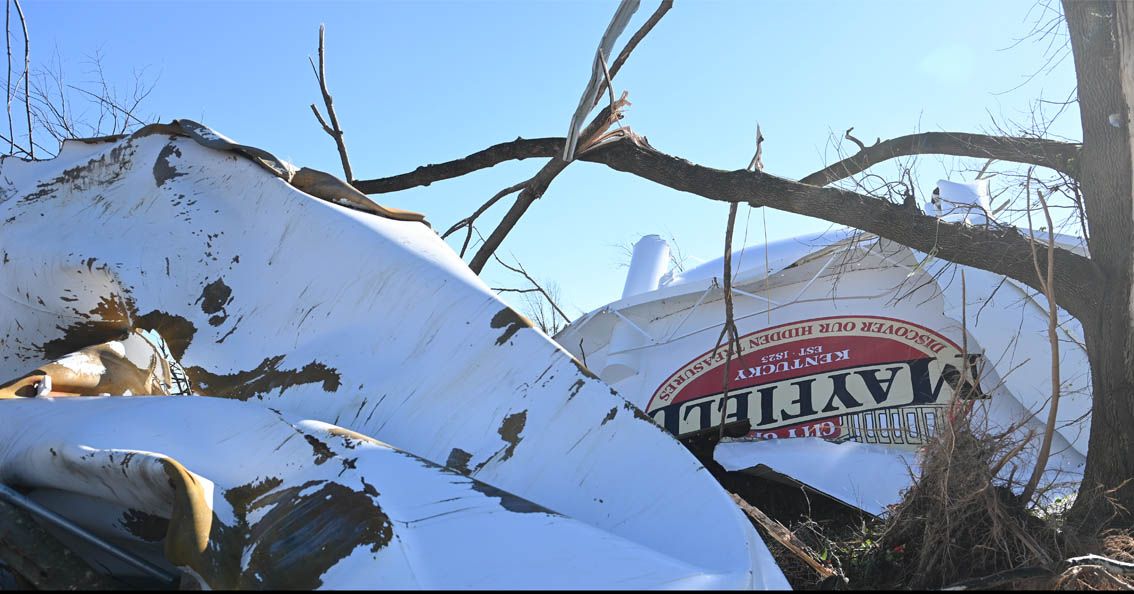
top-left (0, 127), bottom-right (785, 588)
top-left (558, 204), bottom-right (1091, 512)
top-left (715, 438), bottom-right (917, 517)
top-left (1, 396), bottom-right (758, 589)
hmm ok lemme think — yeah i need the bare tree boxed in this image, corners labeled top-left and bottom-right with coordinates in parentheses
top-left (340, 1), bottom-right (1134, 528)
top-left (0, 0), bottom-right (158, 160)
top-left (491, 254), bottom-right (573, 335)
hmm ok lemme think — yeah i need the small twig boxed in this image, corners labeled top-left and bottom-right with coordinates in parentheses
top-left (65, 85), bottom-right (146, 126)
top-left (442, 180), bottom-right (527, 256)
top-left (597, 48), bottom-right (618, 120)
top-left (493, 254), bottom-right (572, 324)
top-left (975, 157), bottom-right (996, 179)
top-left (597, 0), bottom-right (673, 105)
top-left (747, 124), bottom-right (765, 172)
top-left (5, 0), bottom-right (12, 154)
top-left (712, 125), bottom-right (764, 438)
top-left (491, 287), bottom-right (542, 294)
top-left (13, 0), bottom-right (29, 158)
top-left (844, 126), bottom-right (866, 151)
top-left (309, 24), bottom-right (353, 182)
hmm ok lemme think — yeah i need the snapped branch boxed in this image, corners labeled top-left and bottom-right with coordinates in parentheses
top-left (309, 24), bottom-right (354, 182)
top-left (352, 137), bottom-right (562, 194)
top-left (467, 98), bottom-right (629, 274)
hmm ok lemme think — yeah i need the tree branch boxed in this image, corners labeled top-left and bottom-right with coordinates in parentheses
top-left (351, 1), bottom-right (671, 196)
top-left (800, 131), bottom-right (1081, 186)
top-left (467, 99), bottom-right (626, 273)
top-left (442, 180), bottom-right (526, 257)
top-left (13, 0), bottom-right (29, 159)
top-left (577, 137), bottom-right (1102, 322)
top-left (352, 137), bottom-right (563, 194)
top-left (563, 0), bottom-right (638, 162)
top-left (310, 24), bottom-right (353, 182)
top-left (350, 135), bottom-right (1102, 321)
top-left (6, 0), bottom-right (12, 155)
top-left (596, 0), bottom-right (673, 107)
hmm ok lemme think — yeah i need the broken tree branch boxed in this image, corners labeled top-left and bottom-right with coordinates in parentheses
top-left (844, 126), bottom-right (866, 151)
top-left (595, 0), bottom-right (673, 108)
top-left (352, 137), bottom-right (562, 194)
top-left (352, 134), bottom-right (1102, 322)
top-left (468, 99), bottom-right (627, 273)
top-left (730, 493), bottom-right (838, 580)
top-left (563, 0), bottom-right (639, 162)
top-left (579, 137), bottom-right (1102, 322)
top-left (943, 554), bottom-right (1134, 590)
top-left (309, 24), bottom-right (354, 182)
top-left (563, 0), bottom-right (671, 160)
top-left (800, 132), bottom-right (1081, 186)
top-left (1021, 176), bottom-right (1061, 505)
top-left (714, 126), bottom-right (763, 439)
top-left (442, 180), bottom-right (527, 257)
top-left (5, 0), bottom-right (12, 154)
top-left (712, 203), bottom-right (742, 440)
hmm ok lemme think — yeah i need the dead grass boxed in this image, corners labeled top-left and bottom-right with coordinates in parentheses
top-left (715, 403), bottom-right (1134, 590)
top-left (865, 406), bottom-right (1061, 589)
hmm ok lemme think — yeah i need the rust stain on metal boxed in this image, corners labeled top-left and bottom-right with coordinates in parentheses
top-left (240, 481), bottom-right (393, 589)
top-left (153, 143), bottom-right (185, 187)
top-left (571, 357), bottom-right (599, 380)
top-left (135, 310), bottom-right (197, 360)
top-left (445, 448), bottom-right (473, 475)
top-left (190, 476), bottom-right (284, 587)
top-left (185, 355), bottom-right (341, 400)
top-left (20, 143), bottom-right (136, 204)
top-left (496, 410), bottom-right (526, 463)
top-left (567, 379), bottom-right (585, 400)
top-left (601, 406), bottom-right (618, 426)
top-left (197, 278), bottom-right (232, 327)
top-left (38, 295), bottom-right (133, 360)
top-left (303, 434), bottom-right (336, 465)
top-left (489, 307), bottom-right (532, 346)
top-left (119, 509), bottom-right (168, 543)
top-left (623, 401), bottom-right (667, 432)
top-left (467, 481), bottom-right (556, 515)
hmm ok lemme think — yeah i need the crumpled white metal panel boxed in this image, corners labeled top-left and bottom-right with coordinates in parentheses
top-left (0, 396), bottom-right (749, 589)
top-left (0, 130), bottom-right (787, 589)
top-left (558, 233), bottom-right (1090, 513)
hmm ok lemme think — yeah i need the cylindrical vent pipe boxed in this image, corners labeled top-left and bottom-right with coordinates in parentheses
top-left (603, 235), bottom-right (671, 384)
top-left (620, 234), bottom-right (670, 299)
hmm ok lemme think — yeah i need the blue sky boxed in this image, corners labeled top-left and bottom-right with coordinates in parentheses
top-left (31, 0), bottom-right (1079, 319)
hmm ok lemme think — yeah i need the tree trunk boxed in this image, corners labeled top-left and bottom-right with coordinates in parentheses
top-left (1065, 0), bottom-right (1134, 527)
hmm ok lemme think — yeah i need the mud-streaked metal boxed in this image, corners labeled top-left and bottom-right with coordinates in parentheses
top-left (0, 129), bottom-right (787, 588)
